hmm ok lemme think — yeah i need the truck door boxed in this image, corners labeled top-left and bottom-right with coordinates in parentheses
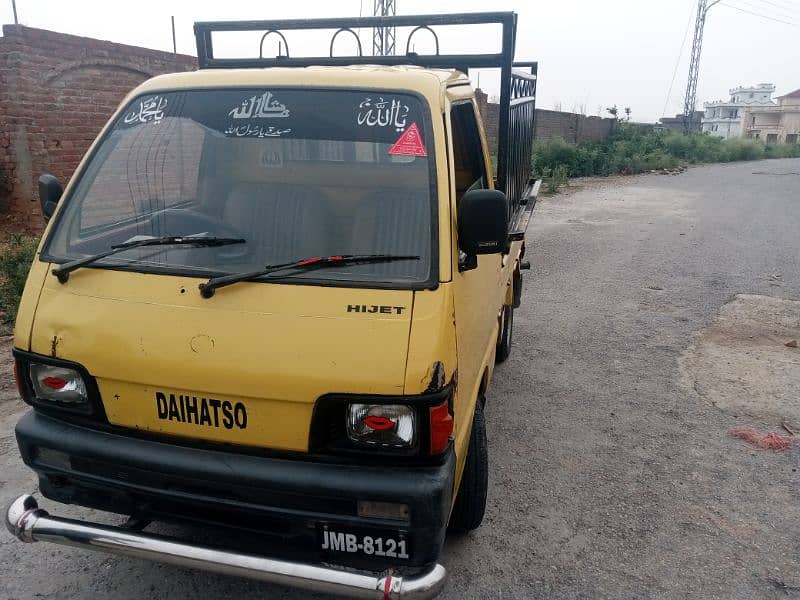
top-left (448, 101), bottom-right (502, 446)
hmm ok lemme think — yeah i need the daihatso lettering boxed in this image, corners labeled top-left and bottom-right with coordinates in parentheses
top-left (155, 392), bottom-right (247, 429)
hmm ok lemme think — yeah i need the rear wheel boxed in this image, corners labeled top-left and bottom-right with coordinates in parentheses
top-left (449, 400), bottom-right (488, 532)
top-left (495, 304), bottom-right (514, 364)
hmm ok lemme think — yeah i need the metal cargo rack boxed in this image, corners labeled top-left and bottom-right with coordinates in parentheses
top-left (194, 12), bottom-right (537, 215)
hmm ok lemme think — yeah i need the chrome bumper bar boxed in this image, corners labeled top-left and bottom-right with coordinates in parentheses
top-left (6, 495), bottom-right (446, 599)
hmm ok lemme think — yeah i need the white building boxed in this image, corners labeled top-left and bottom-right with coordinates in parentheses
top-left (702, 84), bottom-right (776, 139)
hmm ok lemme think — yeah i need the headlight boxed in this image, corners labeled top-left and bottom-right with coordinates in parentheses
top-left (310, 389), bottom-right (454, 459)
top-left (347, 403), bottom-right (415, 449)
top-left (29, 363), bottom-right (88, 405)
top-left (14, 350), bottom-right (101, 418)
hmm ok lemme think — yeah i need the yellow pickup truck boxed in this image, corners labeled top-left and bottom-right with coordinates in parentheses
top-left (5, 12), bottom-right (538, 599)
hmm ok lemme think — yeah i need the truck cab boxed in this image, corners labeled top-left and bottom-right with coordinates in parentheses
top-left (6, 12), bottom-right (537, 599)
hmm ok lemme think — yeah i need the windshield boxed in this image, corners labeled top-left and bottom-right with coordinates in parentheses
top-left (43, 88), bottom-right (436, 287)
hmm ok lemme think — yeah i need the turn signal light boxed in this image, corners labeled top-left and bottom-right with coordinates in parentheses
top-left (13, 360), bottom-right (24, 397)
top-left (429, 400), bottom-right (453, 455)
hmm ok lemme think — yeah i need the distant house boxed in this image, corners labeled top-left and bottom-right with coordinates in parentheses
top-left (702, 84), bottom-right (776, 139)
top-left (743, 89), bottom-right (800, 144)
top-left (657, 111), bottom-right (703, 133)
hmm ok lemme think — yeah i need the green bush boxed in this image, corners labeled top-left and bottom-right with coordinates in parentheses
top-left (643, 150), bottom-right (678, 171)
top-left (661, 133), bottom-right (693, 159)
top-left (531, 123), bottom-right (800, 182)
top-left (722, 138), bottom-right (764, 161)
top-left (0, 234), bottom-right (39, 323)
top-left (532, 137), bottom-right (579, 177)
top-left (763, 142), bottom-right (800, 159)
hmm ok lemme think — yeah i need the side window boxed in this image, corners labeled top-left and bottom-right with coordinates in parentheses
top-left (450, 102), bottom-right (487, 202)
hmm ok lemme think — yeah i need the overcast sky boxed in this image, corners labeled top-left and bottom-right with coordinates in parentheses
top-left (2, 0), bottom-right (798, 122)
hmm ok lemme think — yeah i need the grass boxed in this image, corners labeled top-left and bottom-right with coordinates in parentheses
top-left (542, 165), bottom-right (569, 194)
top-left (0, 234), bottom-right (39, 324)
top-left (532, 125), bottom-right (800, 185)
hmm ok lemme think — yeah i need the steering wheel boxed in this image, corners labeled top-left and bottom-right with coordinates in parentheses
top-left (148, 207), bottom-right (251, 262)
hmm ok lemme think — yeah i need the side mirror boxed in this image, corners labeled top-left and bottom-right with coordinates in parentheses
top-left (38, 174), bottom-right (63, 221)
top-left (457, 189), bottom-right (509, 271)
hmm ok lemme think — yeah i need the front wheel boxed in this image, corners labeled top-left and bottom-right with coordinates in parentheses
top-left (448, 400), bottom-right (488, 532)
top-left (495, 304), bottom-right (514, 364)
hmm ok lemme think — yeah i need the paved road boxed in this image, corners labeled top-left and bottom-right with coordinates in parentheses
top-left (2, 159), bottom-right (800, 599)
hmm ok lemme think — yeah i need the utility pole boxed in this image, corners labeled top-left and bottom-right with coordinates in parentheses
top-left (683, 0), bottom-right (721, 133)
top-left (373, 0), bottom-right (396, 56)
top-left (11, 0), bottom-right (18, 24)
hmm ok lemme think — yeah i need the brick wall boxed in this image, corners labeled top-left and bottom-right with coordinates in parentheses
top-left (0, 25), bottom-right (196, 234)
top-left (475, 89), bottom-right (616, 150)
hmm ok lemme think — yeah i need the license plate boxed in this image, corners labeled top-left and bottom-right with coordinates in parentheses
top-left (319, 526), bottom-right (410, 560)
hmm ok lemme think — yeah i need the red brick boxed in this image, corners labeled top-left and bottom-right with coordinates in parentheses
top-left (0, 25), bottom-right (198, 235)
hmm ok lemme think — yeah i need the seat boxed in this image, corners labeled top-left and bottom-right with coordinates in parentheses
top-left (222, 184), bottom-right (331, 264)
top-left (349, 189), bottom-right (431, 280)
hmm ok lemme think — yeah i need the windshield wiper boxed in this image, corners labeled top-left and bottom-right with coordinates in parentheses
top-left (198, 254), bottom-right (420, 298)
top-left (52, 235), bottom-right (246, 283)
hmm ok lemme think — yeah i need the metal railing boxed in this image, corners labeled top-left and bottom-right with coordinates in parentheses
top-left (193, 13), bottom-right (518, 71)
top-left (501, 64), bottom-right (537, 218)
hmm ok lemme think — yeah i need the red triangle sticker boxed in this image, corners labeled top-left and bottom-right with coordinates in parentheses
top-left (388, 122), bottom-right (427, 157)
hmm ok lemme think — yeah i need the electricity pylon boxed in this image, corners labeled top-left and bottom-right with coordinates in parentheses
top-left (683, 0), bottom-right (721, 132)
top-left (373, 0), bottom-right (396, 56)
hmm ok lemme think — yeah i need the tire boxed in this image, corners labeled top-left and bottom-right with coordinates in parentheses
top-left (512, 266), bottom-right (523, 308)
top-left (448, 400), bottom-right (489, 532)
top-left (495, 304), bottom-right (514, 364)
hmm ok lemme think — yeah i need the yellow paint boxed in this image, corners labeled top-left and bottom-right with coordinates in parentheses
top-left (13, 258), bottom-right (49, 351)
top-left (442, 91), bottom-right (522, 490)
top-left (30, 269), bottom-right (412, 450)
top-left (403, 287), bottom-right (458, 396)
top-left (16, 65), bottom-right (523, 503)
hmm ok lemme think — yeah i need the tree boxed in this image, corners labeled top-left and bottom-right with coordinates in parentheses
top-left (606, 105), bottom-right (633, 123)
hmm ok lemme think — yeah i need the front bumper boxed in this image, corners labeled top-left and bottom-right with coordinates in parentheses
top-left (6, 494), bottom-right (446, 599)
top-left (12, 411), bottom-right (454, 582)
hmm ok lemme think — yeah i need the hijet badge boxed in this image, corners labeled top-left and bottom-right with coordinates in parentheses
top-left (388, 123), bottom-right (427, 157)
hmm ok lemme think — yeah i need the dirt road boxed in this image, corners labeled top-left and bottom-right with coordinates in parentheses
top-left (2, 159), bottom-right (799, 599)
